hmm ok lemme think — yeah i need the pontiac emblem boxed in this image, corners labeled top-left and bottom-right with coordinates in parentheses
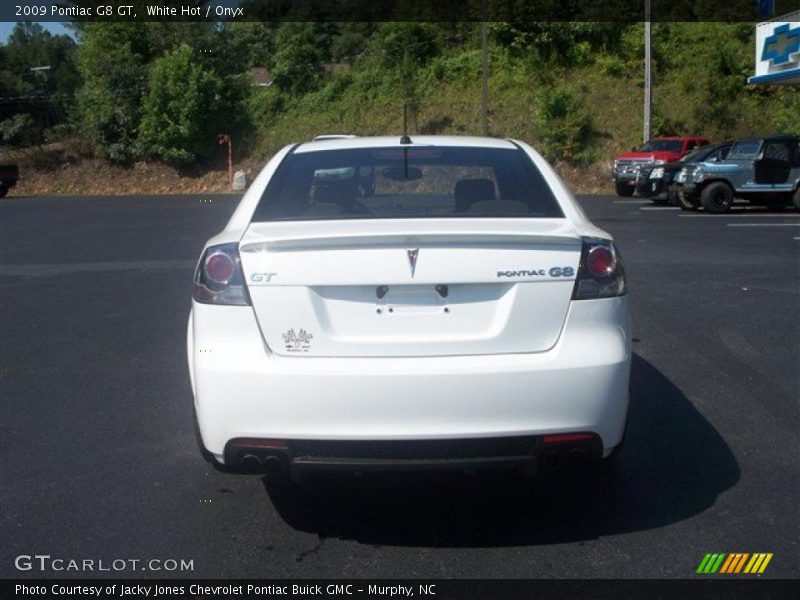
top-left (407, 248), bottom-right (419, 277)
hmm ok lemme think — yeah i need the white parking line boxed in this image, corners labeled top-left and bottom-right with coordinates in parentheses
top-left (679, 212), bottom-right (800, 218)
top-left (640, 206), bottom-right (680, 211)
top-left (726, 223), bottom-right (800, 227)
top-left (613, 200), bottom-right (650, 204)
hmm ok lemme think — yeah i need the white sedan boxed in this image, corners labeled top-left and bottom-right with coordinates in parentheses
top-left (188, 135), bottom-right (630, 479)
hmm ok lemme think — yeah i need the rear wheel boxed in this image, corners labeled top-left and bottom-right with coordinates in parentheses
top-left (615, 182), bottom-right (635, 197)
top-left (700, 182), bottom-right (734, 213)
top-left (793, 187), bottom-right (800, 212)
top-left (0, 184), bottom-right (8, 198)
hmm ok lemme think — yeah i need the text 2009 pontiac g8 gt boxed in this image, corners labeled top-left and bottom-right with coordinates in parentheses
top-left (188, 136), bottom-right (630, 479)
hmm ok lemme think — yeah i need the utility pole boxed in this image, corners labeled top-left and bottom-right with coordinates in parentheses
top-left (218, 134), bottom-right (232, 186)
top-left (31, 65), bottom-right (52, 129)
top-left (643, 0), bottom-right (652, 144)
top-left (481, 17), bottom-right (489, 135)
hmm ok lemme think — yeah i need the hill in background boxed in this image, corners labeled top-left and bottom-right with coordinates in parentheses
top-left (2, 21), bottom-right (798, 195)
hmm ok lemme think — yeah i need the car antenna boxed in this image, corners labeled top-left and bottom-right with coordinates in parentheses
top-left (400, 102), bottom-right (412, 145)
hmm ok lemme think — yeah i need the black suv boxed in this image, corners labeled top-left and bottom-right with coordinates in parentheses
top-left (635, 142), bottom-right (733, 206)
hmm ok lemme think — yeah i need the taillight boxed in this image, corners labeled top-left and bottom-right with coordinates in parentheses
top-left (572, 237), bottom-right (626, 300)
top-left (204, 251), bottom-right (235, 285)
top-left (587, 246), bottom-right (615, 277)
top-left (193, 243), bottom-right (250, 306)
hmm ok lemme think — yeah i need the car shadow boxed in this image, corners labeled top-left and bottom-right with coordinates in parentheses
top-left (262, 353), bottom-right (739, 547)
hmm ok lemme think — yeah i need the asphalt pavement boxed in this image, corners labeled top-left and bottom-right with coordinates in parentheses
top-left (0, 194), bottom-right (798, 579)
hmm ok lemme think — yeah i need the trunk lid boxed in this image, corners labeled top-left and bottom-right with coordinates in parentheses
top-left (239, 219), bottom-right (581, 357)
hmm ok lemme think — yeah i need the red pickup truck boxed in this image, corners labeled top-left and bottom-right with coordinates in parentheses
top-left (612, 136), bottom-right (709, 197)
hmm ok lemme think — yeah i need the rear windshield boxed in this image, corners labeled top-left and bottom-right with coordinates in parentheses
top-left (252, 146), bottom-right (564, 221)
top-left (639, 139), bottom-right (684, 152)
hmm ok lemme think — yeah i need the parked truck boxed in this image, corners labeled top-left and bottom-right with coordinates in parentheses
top-left (612, 136), bottom-right (709, 197)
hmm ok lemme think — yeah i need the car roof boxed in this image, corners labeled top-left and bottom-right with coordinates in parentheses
top-left (697, 141), bottom-right (733, 150)
top-left (734, 134), bottom-right (798, 143)
top-left (650, 136), bottom-right (707, 140)
top-left (294, 135), bottom-right (519, 153)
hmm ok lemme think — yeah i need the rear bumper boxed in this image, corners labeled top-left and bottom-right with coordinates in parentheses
top-left (224, 434), bottom-right (604, 478)
top-left (188, 296), bottom-right (631, 464)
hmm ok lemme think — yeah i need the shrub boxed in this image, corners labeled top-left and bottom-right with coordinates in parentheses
top-left (536, 85), bottom-right (597, 166)
top-left (247, 86), bottom-right (287, 130)
top-left (138, 45), bottom-right (235, 164)
top-left (0, 113), bottom-right (40, 146)
top-left (76, 23), bottom-right (148, 163)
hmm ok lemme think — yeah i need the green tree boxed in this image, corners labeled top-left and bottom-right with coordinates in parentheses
top-left (0, 22), bottom-right (80, 134)
top-left (270, 22), bottom-right (327, 95)
top-left (226, 22), bottom-right (278, 68)
top-left (76, 23), bottom-right (149, 163)
top-left (138, 44), bottom-right (239, 164)
top-left (330, 23), bottom-right (374, 63)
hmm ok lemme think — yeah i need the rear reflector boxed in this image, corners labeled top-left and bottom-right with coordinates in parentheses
top-left (542, 433), bottom-right (595, 444)
top-left (586, 246), bottom-right (615, 277)
top-left (204, 251), bottom-right (235, 284)
top-left (231, 439), bottom-right (288, 450)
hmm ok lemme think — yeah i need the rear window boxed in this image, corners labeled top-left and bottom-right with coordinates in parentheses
top-left (252, 146), bottom-right (564, 221)
top-left (640, 139), bottom-right (683, 152)
top-left (730, 140), bottom-right (761, 156)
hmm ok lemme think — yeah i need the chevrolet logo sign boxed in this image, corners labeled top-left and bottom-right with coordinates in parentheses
top-left (762, 23), bottom-right (800, 66)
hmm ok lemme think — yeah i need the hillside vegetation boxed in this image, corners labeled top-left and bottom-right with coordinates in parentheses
top-left (1, 21), bottom-right (798, 194)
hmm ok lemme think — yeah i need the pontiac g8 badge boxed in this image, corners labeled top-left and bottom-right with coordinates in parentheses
top-left (407, 248), bottom-right (419, 278)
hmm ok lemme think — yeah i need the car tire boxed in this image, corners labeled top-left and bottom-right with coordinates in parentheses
top-left (677, 191), bottom-right (699, 211)
top-left (0, 184), bottom-right (8, 198)
top-left (700, 182), bottom-right (734, 213)
top-left (615, 182), bottom-right (635, 197)
top-left (793, 187), bottom-right (800, 213)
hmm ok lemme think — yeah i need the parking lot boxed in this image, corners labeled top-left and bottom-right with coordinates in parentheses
top-left (0, 194), bottom-right (797, 578)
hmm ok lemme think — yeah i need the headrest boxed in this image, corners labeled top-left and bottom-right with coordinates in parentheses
top-left (454, 178), bottom-right (496, 212)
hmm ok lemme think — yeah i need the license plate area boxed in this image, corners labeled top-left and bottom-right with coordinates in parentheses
top-left (378, 285), bottom-right (447, 315)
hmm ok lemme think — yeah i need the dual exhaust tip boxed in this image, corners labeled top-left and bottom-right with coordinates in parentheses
top-left (240, 452), bottom-right (287, 475)
top-left (541, 448), bottom-right (593, 471)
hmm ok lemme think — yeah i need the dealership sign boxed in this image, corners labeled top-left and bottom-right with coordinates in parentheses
top-left (749, 12), bottom-right (800, 84)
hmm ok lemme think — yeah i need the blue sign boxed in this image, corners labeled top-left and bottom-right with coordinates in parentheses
top-left (761, 23), bottom-right (800, 65)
